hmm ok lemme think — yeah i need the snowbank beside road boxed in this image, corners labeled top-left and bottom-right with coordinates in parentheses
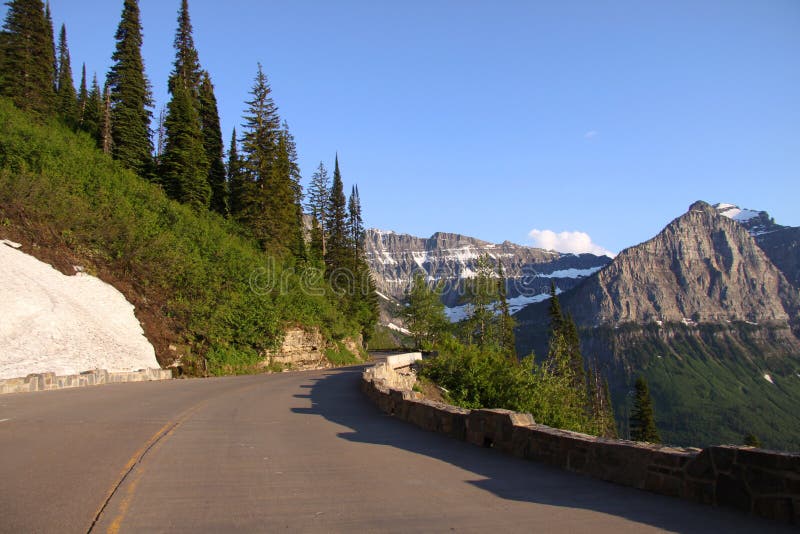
top-left (0, 240), bottom-right (158, 379)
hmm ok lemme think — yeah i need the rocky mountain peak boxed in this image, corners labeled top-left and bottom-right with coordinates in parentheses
top-left (556, 201), bottom-right (799, 327)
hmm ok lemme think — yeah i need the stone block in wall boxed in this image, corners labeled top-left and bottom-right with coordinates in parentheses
top-left (745, 465), bottom-right (787, 494)
top-left (716, 473), bottom-right (752, 512)
top-left (710, 446), bottom-right (737, 473)
top-left (737, 447), bottom-right (800, 472)
top-left (685, 449), bottom-right (715, 481)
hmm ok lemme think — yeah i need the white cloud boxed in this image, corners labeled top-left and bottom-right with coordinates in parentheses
top-left (584, 130), bottom-right (598, 139)
top-left (528, 229), bottom-right (615, 257)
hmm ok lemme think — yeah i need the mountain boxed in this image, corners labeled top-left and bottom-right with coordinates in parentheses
top-left (715, 203), bottom-right (800, 289)
top-left (364, 229), bottom-right (611, 315)
top-left (516, 201), bottom-right (800, 451)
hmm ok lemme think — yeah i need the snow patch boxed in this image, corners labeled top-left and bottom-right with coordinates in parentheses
top-left (375, 291), bottom-right (392, 301)
top-left (444, 291), bottom-right (554, 323)
top-left (763, 374), bottom-right (774, 384)
top-left (715, 203), bottom-right (760, 222)
top-left (537, 266), bottom-right (602, 279)
top-left (386, 323), bottom-right (411, 336)
top-left (0, 243), bottom-right (158, 379)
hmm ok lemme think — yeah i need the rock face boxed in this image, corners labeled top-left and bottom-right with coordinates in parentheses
top-left (563, 201), bottom-right (799, 326)
top-left (264, 327), bottom-right (330, 370)
top-left (515, 201), bottom-right (800, 450)
top-left (365, 229), bottom-right (611, 308)
top-left (715, 203), bottom-right (800, 289)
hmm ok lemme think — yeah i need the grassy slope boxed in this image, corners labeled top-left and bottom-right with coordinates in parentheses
top-left (513, 320), bottom-right (800, 451)
top-left (0, 99), bottom-right (359, 375)
top-left (599, 324), bottom-right (800, 451)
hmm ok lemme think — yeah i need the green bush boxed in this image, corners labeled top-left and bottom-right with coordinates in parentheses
top-left (420, 337), bottom-right (598, 434)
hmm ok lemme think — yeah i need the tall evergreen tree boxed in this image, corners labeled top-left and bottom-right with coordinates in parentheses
top-left (199, 72), bottom-right (227, 215)
top-left (161, 0), bottom-right (210, 207)
top-left (280, 121), bottom-right (305, 258)
top-left (348, 185), bottom-right (364, 259)
top-left (630, 376), bottom-right (661, 443)
top-left (306, 162), bottom-right (330, 254)
top-left (107, 0), bottom-right (153, 175)
top-left (160, 79), bottom-right (210, 208)
top-left (309, 215), bottom-right (324, 262)
top-left (154, 105), bottom-right (167, 163)
top-left (169, 0), bottom-right (201, 96)
top-left (325, 154), bottom-right (349, 273)
top-left (461, 254), bottom-right (499, 348)
top-left (82, 73), bottom-right (103, 145)
top-left (405, 273), bottom-right (449, 351)
top-left (55, 24), bottom-right (78, 126)
top-left (0, 0), bottom-right (56, 114)
top-left (238, 64), bottom-right (298, 254)
top-left (496, 262), bottom-right (516, 359)
top-left (548, 281), bottom-right (564, 334)
top-left (44, 1), bottom-right (56, 92)
top-left (77, 63), bottom-right (88, 127)
top-left (227, 127), bottom-right (246, 216)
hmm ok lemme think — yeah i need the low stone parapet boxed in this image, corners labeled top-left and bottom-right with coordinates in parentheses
top-left (0, 368), bottom-right (172, 394)
top-left (361, 358), bottom-right (800, 524)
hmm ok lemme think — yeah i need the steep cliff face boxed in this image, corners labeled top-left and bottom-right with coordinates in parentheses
top-left (562, 201), bottom-right (798, 327)
top-left (515, 201), bottom-right (800, 450)
top-left (715, 203), bottom-right (800, 289)
top-left (365, 229), bottom-right (611, 308)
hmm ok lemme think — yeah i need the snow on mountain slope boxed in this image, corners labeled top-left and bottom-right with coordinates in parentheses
top-left (0, 240), bottom-right (158, 379)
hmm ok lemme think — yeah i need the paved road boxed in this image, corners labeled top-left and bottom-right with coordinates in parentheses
top-left (0, 366), bottom-right (790, 533)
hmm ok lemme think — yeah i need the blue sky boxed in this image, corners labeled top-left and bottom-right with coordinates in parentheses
top-left (8, 1), bottom-right (799, 254)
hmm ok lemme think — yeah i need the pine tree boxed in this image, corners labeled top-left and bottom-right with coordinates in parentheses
top-left (548, 281), bottom-right (564, 334)
top-left (77, 63), bottom-right (88, 127)
top-left (82, 73), bottom-right (103, 146)
top-left (55, 24), bottom-right (78, 126)
top-left (199, 72), bottom-right (227, 215)
top-left (348, 185), bottom-right (364, 259)
top-left (496, 262), bottom-right (516, 359)
top-left (160, 79), bottom-right (210, 208)
top-left (405, 273), bottom-right (449, 351)
top-left (238, 64), bottom-right (298, 254)
top-left (44, 1), bottom-right (55, 91)
top-left (462, 254), bottom-right (499, 348)
top-left (587, 358), bottom-right (617, 438)
top-left (161, 0), bottom-right (211, 208)
top-left (630, 376), bottom-right (661, 443)
top-left (306, 162), bottom-right (330, 255)
top-left (743, 433), bottom-right (761, 448)
top-left (280, 121), bottom-right (305, 258)
top-left (563, 314), bottom-right (585, 389)
top-left (309, 215), bottom-right (324, 262)
top-left (0, 0), bottom-right (57, 114)
top-left (107, 0), bottom-right (153, 175)
top-left (169, 0), bottom-right (201, 97)
top-left (227, 127), bottom-right (246, 216)
top-left (325, 154), bottom-right (349, 273)
top-left (154, 105), bottom-right (167, 163)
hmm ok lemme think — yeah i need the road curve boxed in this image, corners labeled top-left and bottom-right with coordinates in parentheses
top-left (0, 366), bottom-right (788, 533)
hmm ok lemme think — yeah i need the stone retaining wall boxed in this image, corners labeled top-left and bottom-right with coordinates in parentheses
top-left (361, 357), bottom-right (799, 524)
top-left (0, 368), bottom-right (173, 394)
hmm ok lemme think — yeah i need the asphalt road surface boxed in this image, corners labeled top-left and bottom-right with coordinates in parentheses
top-left (0, 365), bottom-right (791, 533)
